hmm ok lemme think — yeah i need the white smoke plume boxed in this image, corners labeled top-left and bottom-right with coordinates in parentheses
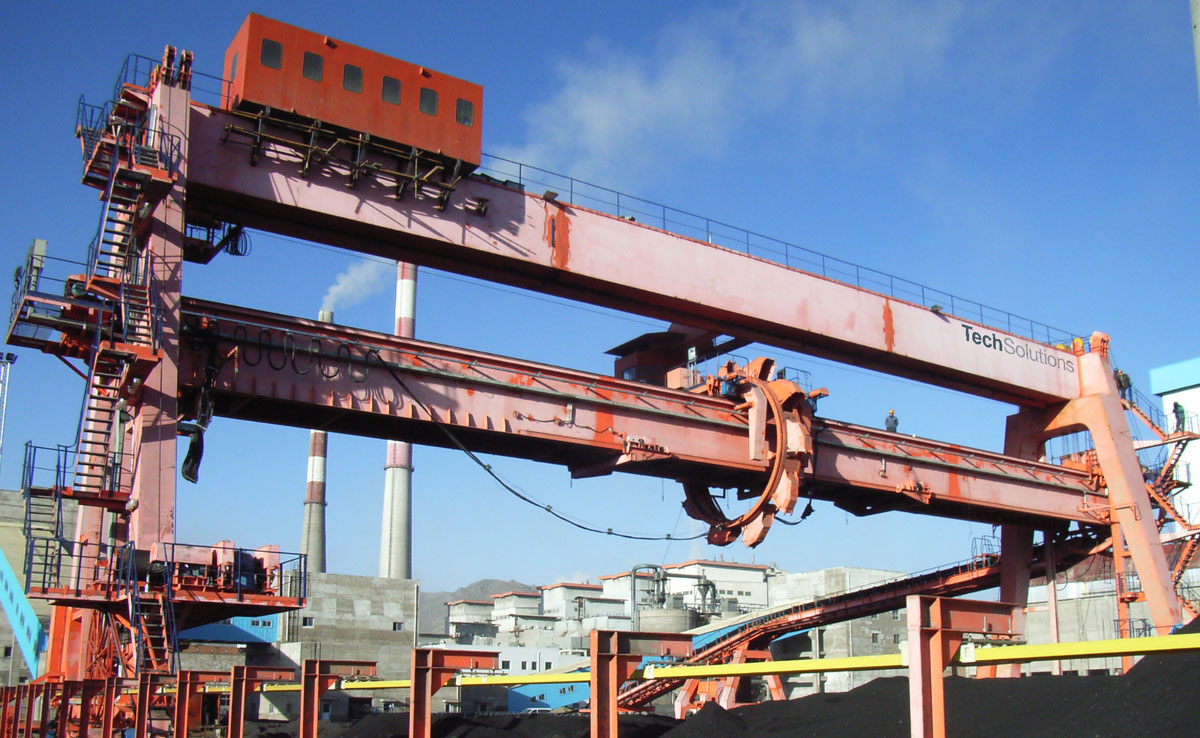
top-left (320, 259), bottom-right (391, 313)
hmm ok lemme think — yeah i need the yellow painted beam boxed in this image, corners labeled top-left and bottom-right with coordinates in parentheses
top-left (959, 632), bottom-right (1200, 664)
top-left (644, 653), bottom-right (904, 680)
top-left (340, 679), bottom-right (412, 690)
top-left (456, 673), bottom-right (590, 687)
top-left (165, 633), bottom-right (1200, 698)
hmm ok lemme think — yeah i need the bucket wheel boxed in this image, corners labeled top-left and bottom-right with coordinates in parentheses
top-left (683, 358), bottom-right (815, 546)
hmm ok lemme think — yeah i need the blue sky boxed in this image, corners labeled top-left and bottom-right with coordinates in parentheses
top-left (1, 2), bottom-right (1198, 592)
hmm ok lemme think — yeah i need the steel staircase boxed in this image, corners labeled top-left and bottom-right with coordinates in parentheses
top-left (1145, 479), bottom-right (1192, 531)
top-left (1126, 400), bottom-right (1169, 442)
top-left (74, 351), bottom-right (126, 501)
top-left (129, 591), bottom-right (177, 673)
top-left (94, 173), bottom-right (140, 280)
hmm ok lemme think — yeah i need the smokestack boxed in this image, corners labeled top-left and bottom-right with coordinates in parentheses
top-left (380, 263), bottom-right (416, 578)
top-left (301, 309), bottom-right (333, 573)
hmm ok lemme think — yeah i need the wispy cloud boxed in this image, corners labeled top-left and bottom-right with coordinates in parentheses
top-left (498, 1), bottom-right (972, 182)
top-left (320, 259), bottom-right (392, 314)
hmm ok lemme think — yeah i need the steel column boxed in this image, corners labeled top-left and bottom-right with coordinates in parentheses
top-left (22, 684), bottom-right (41, 738)
top-left (100, 678), bottom-right (121, 738)
top-left (133, 674), bottom-right (170, 738)
top-left (408, 649), bottom-right (496, 738)
top-left (976, 525), bottom-right (1031, 679)
top-left (299, 660), bottom-right (375, 738)
top-left (78, 680), bottom-right (105, 738)
top-left (589, 630), bottom-right (693, 738)
top-left (1, 686), bottom-right (15, 738)
top-left (54, 682), bottom-right (73, 738)
top-left (905, 596), bottom-right (1020, 738)
top-left (172, 671), bottom-right (225, 738)
top-left (227, 667), bottom-right (294, 738)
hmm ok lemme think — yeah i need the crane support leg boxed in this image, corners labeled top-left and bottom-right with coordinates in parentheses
top-left (1005, 340), bottom-right (1182, 632)
top-left (127, 55), bottom-right (190, 550)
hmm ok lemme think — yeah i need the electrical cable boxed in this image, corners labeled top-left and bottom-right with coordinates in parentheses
top-left (366, 347), bottom-right (707, 542)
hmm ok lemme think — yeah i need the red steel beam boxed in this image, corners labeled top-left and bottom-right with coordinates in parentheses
top-left (177, 299), bottom-right (1103, 530)
top-left (186, 105), bottom-right (1080, 408)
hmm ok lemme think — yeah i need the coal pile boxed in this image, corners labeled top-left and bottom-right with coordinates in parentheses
top-left (657, 614), bottom-right (1200, 738)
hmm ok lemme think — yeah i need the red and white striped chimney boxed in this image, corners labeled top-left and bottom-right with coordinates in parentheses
top-left (301, 309), bottom-right (333, 573)
top-left (380, 263), bottom-right (416, 578)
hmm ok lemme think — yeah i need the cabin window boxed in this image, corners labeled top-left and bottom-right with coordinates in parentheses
top-left (260, 39), bottom-right (282, 70)
top-left (382, 76), bottom-right (401, 105)
top-left (419, 87), bottom-right (438, 116)
top-left (456, 98), bottom-right (475, 126)
top-left (230, 53), bottom-right (239, 81)
top-left (343, 64), bottom-right (363, 94)
top-left (303, 52), bottom-right (323, 82)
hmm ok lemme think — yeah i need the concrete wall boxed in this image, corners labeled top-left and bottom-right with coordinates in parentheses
top-left (665, 561), bottom-right (770, 611)
top-left (277, 572), bottom-right (417, 674)
top-left (541, 584), bottom-right (604, 618)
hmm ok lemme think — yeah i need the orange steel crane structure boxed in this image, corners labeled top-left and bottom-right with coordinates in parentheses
top-left (5, 19), bottom-right (1197, 708)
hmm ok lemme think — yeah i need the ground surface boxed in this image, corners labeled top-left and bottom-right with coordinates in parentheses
top-left (248, 617), bottom-right (1199, 736)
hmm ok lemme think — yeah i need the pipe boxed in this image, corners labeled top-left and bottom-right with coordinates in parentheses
top-left (380, 263), bottom-right (416, 578)
top-left (300, 310), bottom-right (332, 574)
top-left (630, 564), bottom-right (664, 630)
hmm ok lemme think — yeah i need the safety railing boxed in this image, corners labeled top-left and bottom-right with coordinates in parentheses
top-left (1114, 617), bottom-right (1155, 639)
top-left (111, 54), bottom-right (157, 100)
top-left (111, 53), bottom-right (227, 104)
top-left (477, 154), bottom-right (1085, 350)
top-left (20, 442), bottom-right (69, 497)
top-left (1116, 571), bottom-right (1142, 601)
top-left (6, 244), bottom-right (87, 346)
top-left (76, 96), bottom-right (183, 179)
top-left (23, 537), bottom-right (126, 598)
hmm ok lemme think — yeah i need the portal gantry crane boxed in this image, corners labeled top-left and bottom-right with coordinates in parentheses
top-left (4, 21), bottom-right (1196, 707)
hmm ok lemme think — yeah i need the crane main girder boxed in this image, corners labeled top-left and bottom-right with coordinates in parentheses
top-left (178, 298), bottom-right (1105, 535)
top-left (184, 104), bottom-right (1081, 408)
